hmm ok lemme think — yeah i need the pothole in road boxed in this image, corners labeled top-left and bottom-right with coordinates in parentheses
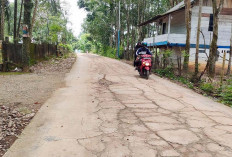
top-left (98, 76), bottom-right (114, 88)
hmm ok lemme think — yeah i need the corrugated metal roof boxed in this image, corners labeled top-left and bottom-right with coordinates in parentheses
top-left (139, 0), bottom-right (195, 26)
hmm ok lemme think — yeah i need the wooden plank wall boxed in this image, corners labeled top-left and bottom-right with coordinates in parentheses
top-left (223, 0), bottom-right (232, 8)
top-left (2, 43), bottom-right (60, 65)
top-left (156, 10), bottom-right (186, 36)
top-left (170, 11), bottom-right (186, 34)
top-left (196, 0), bottom-right (232, 8)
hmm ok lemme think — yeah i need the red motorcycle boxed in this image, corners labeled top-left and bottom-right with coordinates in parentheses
top-left (136, 54), bottom-right (152, 79)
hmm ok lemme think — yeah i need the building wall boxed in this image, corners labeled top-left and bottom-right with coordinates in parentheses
top-left (224, 0), bottom-right (232, 8)
top-left (170, 11), bottom-right (186, 34)
top-left (152, 5), bottom-right (232, 47)
top-left (190, 5), bottom-right (232, 47)
top-left (156, 47), bottom-right (231, 73)
top-left (195, 0), bottom-right (232, 8)
top-left (157, 10), bottom-right (186, 35)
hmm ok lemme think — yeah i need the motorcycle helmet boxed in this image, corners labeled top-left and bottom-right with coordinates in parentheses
top-left (141, 42), bottom-right (148, 47)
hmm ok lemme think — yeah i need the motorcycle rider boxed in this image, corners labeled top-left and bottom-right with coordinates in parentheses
top-left (134, 42), bottom-right (142, 66)
top-left (134, 42), bottom-right (152, 68)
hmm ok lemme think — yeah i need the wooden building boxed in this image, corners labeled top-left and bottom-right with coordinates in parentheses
top-left (140, 0), bottom-right (232, 65)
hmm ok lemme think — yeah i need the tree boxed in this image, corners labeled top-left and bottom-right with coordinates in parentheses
top-left (77, 0), bottom-right (170, 58)
top-left (193, 0), bottom-right (203, 79)
top-left (22, 0), bottom-right (33, 71)
top-left (227, 23), bottom-right (232, 76)
top-left (208, 0), bottom-right (224, 78)
top-left (29, 0), bottom-right (38, 38)
top-left (32, 0), bottom-right (70, 44)
top-left (17, 0), bottom-right (23, 39)
top-left (183, 0), bottom-right (192, 73)
top-left (13, 0), bottom-right (17, 43)
top-left (0, 0), bottom-right (5, 41)
top-left (78, 33), bottom-right (93, 53)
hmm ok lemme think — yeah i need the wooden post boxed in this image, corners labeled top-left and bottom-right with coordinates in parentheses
top-left (0, 40), bottom-right (2, 64)
top-left (220, 50), bottom-right (226, 86)
top-left (168, 14), bottom-right (171, 35)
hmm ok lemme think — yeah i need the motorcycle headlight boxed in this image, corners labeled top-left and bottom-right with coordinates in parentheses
top-left (145, 63), bottom-right (150, 66)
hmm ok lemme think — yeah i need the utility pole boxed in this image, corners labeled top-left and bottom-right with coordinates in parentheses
top-left (221, 50), bottom-right (226, 86)
top-left (117, 0), bottom-right (120, 58)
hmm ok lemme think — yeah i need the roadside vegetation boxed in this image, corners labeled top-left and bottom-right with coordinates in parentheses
top-left (154, 67), bottom-right (232, 106)
top-left (0, 0), bottom-right (78, 72)
top-left (77, 0), bottom-right (170, 58)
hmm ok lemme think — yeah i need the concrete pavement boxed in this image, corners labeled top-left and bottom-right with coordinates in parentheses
top-left (4, 54), bottom-right (232, 157)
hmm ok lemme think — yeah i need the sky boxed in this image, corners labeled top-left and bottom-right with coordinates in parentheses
top-left (60, 0), bottom-right (87, 37)
top-left (9, 0), bottom-right (87, 38)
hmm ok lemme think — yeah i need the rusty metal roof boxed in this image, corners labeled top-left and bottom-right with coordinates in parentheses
top-left (139, 0), bottom-right (195, 26)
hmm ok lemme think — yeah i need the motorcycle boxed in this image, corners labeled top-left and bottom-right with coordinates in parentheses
top-left (136, 54), bottom-right (152, 79)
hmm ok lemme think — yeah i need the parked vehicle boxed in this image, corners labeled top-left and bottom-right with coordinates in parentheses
top-left (137, 54), bottom-right (152, 79)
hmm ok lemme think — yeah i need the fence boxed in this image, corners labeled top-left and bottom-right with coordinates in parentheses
top-left (1, 43), bottom-right (68, 65)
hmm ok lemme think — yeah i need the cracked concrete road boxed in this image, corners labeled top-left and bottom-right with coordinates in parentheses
top-left (4, 54), bottom-right (232, 157)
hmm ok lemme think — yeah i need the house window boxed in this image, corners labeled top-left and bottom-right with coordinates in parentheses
top-left (162, 23), bottom-right (167, 34)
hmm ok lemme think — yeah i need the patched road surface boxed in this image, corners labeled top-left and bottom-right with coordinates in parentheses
top-left (4, 54), bottom-right (232, 157)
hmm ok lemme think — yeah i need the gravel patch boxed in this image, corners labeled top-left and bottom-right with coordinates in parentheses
top-left (0, 54), bottom-right (76, 156)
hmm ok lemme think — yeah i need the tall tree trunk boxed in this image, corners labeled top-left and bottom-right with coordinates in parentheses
top-left (194, 0), bottom-right (203, 78)
top-left (169, 0), bottom-right (174, 8)
top-left (115, 0), bottom-right (118, 50)
top-left (126, 0), bottom-right (131, 60)
top-left (29, 0), bottom-right (38, 38)
top-left (1, 0), bottom-right (6, 71)
top-left (137, 0), bottom-right (143, 42)
top-left (0, 0), bottom-right (5, 41)
top-left (22, 0), bottom-right (33, 71)
top-left (109, 1), bottom-right (114, 47)
top-left (208, 0), bottom-right (224, 78)
top-left (14, 0), bottom-right (17, 43)
top-left (17, 0), bottom-right (23, 39)
top-left (183, 0), bottom-right (192, 73)
top-left (227, 23), bottom-right (232, 76)
top-left (6, 9), bottom-right (10, 36)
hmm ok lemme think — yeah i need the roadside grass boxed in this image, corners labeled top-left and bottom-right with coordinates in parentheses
top-left (18, 107), bottom-right (32, 115)
top-left (153, 67), bottom-right (232, 107)
top-left (91, 46), bottom-right (124, 59)
top-left (0, 72), bottom-right (29, 75)
top-left (154, 68), bottom-right (194, 89)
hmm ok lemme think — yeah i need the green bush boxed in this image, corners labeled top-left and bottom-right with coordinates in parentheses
top-left (59, 43), bottom-right (72, 51)
top-left (187, 82), bottom-right (194, 89)
top-left (220, 85), bottom-right (232, 106)
top-left (154, 67), bottom-right (175, 79)
top-left (226, 79), bottom-right (232, 85)
top-left (101, 46), bottom-right (117, 59)
top-left (154, 68), bottom-right (194, 90)
top-left (200, 83), bottom-right (215, 94)
top-left (98, 46), bottom-right (124, 59)
top-left (178, 77), bottom-right (189, 85)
